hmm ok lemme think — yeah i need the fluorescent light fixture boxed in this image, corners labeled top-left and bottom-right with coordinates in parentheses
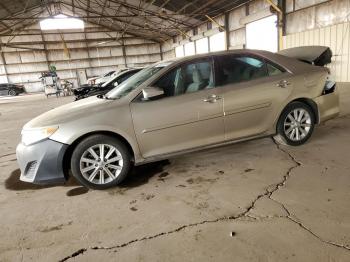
top-left (40, 14), bottom-right (84, 30)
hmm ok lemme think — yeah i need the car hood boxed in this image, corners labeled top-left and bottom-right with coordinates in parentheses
top-left (24, 96), bottom-right (114, 128)
top-left (278, 46), bottom-right (332, 66)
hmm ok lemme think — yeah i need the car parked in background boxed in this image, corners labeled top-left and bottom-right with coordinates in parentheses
top-left (74, 68), bottom-right (143, 100)
top-left (17, 47), bottom-right (339, 190)
top-left (0, 83), bottom-right (25, 96)
top-left (87, 70), bottom-right (116, 85)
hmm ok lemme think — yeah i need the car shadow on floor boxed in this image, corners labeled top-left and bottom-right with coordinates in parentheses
top-left (5, 159), bottom-right (170, 195)
top-left (120, 159), bottom-right (170, 188)
top-left (4, 169), bottom-right (80, 191)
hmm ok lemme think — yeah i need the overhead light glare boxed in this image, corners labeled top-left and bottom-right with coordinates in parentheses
top-left (40, 14), bottom-right (84, 30)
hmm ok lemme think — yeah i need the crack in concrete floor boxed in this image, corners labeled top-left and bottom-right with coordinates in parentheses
top-left (59, 138), bottom-right (312, 262)
top-left (4, 133), bottom-right (348, 261)
top-left (249, 198), bottom-right (350, 251)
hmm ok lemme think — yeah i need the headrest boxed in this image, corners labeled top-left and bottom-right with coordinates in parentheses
top-left (192, 69), bottom-right (202, 83)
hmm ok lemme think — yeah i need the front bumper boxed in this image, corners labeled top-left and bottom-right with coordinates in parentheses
top-left (314, 87), bottom-right (340, 123)
top-left (16, 139), bottom-right (68, 185)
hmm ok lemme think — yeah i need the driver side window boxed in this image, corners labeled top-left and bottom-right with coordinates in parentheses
top-left (154, 59), bottom-right (214, 97)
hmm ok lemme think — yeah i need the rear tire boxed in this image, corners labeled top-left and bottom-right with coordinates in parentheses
top-left (274, 101), bottom-right (315, 146)
top-left (71, 135), bottom-right (132, 190)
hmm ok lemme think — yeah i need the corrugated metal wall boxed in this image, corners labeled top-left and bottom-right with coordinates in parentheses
top-left (285, 0), bottom-right (350, 34)
top-left (162, 0), bottom-right (350, 84)
top-left (161, 39), bottom-right (176, 60)
top-left (0, 22), bottom-right (162, 92)
top-left (283, 21), bottom-right (350, 82)
top-left (161, 0), bottom-right (278, 57)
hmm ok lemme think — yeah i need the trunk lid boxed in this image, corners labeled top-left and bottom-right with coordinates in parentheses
top-left (278, 46), bottom-right (332, 66)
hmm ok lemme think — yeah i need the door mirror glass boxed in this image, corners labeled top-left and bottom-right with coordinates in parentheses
top-left (142, 86), bottom-right (164, 101)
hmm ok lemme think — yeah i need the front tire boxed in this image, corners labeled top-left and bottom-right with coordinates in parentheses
top-left (71, 135), bottom-right (132, 189)
top-left (275, 101), bottom-right (315, 146)
top-left (8, 89), bottom-right (17, 96)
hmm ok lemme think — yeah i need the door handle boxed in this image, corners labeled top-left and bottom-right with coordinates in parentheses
top-left (203, 94), bottom-right (222, 103)
top-left (277, 80), bottom-right (291, 88)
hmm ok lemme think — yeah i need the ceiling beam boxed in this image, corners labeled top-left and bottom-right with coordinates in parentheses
top-left (0, 3), bottom-right (44, 21)
top-left (0, 10), bottom-right (44, 35)
top-left (0, 2), bottom-right (14, 15)
top-left (60, 2), bottom-right (172, 40)
top-left (71, 0), bottom-right (75, 15)
top-left (0, 21), bottom-right (10, 30)
top-left (157, 0), bottom-right (172, 9)
top-left (97, 0), bottom-right (109, 24)
top-left (184, 0), bottom-right (224, 23)
top-left (22, 0), bottom-right (31, 13)
top-left (176, 0), bottom-right (202, 14)
top-left (0, 13), bottom-right (208, 20)
top-left (0, 29), bottom-right (154, 37)
top-left (105, 0), bottom-right (194, 27)
top-left (86, 15), bottom-right (161, 43)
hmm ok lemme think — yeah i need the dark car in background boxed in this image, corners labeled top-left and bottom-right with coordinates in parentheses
top-left (0, 83), bottom-right (25, 96)
top-left (73, 68), bottom-right (142, 100)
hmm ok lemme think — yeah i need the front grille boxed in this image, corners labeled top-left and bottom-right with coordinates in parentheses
top-left (24, 161), bottom-right (37, 180)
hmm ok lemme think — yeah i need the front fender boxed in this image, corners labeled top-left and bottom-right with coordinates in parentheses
top-left (50, 124), bottom-right (142, 162)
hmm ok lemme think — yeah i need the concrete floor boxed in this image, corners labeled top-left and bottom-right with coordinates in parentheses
top-left (0, 87), bottom-right (349, 262)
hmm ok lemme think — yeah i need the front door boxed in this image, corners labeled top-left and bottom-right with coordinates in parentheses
top-left (130, 58), bottom-right (225, 158)
top-left (215, 55), bottom-right (293, 141)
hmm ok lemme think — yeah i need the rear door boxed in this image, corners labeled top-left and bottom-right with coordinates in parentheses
top-left (130, 57), bottom-right (225, 158)
top-left (215, 54), bottom-right (294, 141)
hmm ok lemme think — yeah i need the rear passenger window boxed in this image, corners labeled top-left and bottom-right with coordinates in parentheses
top-left (267, 63), bottom-right (284, 76)
top-left (216, 55), bottom-right (268, 86)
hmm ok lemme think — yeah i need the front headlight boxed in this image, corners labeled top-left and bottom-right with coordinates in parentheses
top-left (21, 126), bottom-right (59, 146)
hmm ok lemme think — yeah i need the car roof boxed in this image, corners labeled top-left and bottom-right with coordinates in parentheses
top-left (161, 49), bottom-right (313, 74)
top-left (170, 49), bottom-right (276, 62)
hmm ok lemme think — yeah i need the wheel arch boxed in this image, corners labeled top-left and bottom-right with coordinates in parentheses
top-left (276, 97), bottom-right (319, 131)
top-left (62, 131), bottom-right (135, 179)
top-left (291, 97), bottom-right (319, 124)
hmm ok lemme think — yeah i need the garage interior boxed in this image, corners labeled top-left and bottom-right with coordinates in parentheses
top-left (0, 0), bottom-right (350, 261)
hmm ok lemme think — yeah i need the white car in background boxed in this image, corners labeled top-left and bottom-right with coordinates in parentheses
top-left (87, 70), bottom-right (116, 85)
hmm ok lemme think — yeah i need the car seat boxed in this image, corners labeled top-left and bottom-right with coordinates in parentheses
top-left (186, 68), bottom-right (207, 93)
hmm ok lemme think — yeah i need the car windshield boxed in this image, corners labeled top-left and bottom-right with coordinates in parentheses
top-left (106, 61), bottom-right (174, 99)
top-left (101, 71), bottom-right (128, 88)
top-left (104, 71), bottom-right (115, 77)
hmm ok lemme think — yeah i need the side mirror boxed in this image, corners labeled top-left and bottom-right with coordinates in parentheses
top-left (142, 86), bottom-right (164, 101)
top-left (114, 82), bottom-right (119, 87)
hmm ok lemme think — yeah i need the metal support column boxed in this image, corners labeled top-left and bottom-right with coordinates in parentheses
top-left (224, 12), bottom-right (230, 50)
top-left (121, 39), bottom-right (127, 68)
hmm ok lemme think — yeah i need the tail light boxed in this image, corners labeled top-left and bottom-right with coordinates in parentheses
top-left (323, 80), bottom-right (336, 95)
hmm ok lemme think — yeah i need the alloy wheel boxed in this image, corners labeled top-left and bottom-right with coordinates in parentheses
top-left (8, 89), bottom-right (17, 96)
top-left (284, 108), bottom-right (312, 141)
top-left (79, 144), bottom-right (123, 185)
